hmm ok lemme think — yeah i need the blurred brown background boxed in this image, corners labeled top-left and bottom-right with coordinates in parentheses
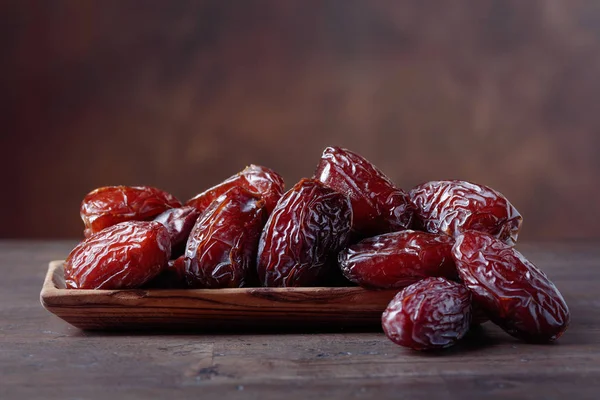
top-left (2, 0), bottom-right (599, 239)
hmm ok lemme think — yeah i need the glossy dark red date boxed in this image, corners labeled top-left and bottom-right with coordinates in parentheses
top-left (338, 230), bottom-right (457, 289)
top-left (184, 186), bottom-right (266, 288)
top-left (64, 221), bottom-right (171, 289)
top-left (153, 206), bottom-right (200, 256)
top-left (452, 230), bottom-right (570, 342)
top-left (313, 147), bottom-right (414, 237)
top-left (80, 186), bottom-right (181, 237)
top-left (257, 178), bottom-right (352, 287)
top-left (410, 180), bottom-right (522, 245)
top-left (186, 164), bottom-right (284, 215)
top-left (382, 277), bottom-right (472, 350)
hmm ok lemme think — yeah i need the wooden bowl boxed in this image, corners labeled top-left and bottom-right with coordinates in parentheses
top-left (40, 261), bottom-right (398, 332)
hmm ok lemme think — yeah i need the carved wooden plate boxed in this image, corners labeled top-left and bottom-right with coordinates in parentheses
top-left (40, 261), bottom-right (397, 331)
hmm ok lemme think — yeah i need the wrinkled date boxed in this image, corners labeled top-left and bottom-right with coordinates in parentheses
top-left (410, 180), bottom-right (522, 245)
top-left (153, 206), bottom-right (200, 256)
top-left (81, 186), bottom-right (182, 237)
top-left (257, 178), bottom-right (352, 287)
top-left (382, 277), bottom-right (472, 350)
top-left (452, 231), bottom-right (570, 342)
top-left (64, 221), bottom-right (171, 289)
top-left (338, 230), bottom-right (457, 289)
top-left (313, 147), bottom-right (414, 237)
top-left (186, 164), bottom-right (284, 215)
top-left (185, 186), bottom-right (266, 288)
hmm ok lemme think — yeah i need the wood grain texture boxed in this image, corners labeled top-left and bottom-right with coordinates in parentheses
top-left (2, 240), bottom-right (600, 399)
top-left (2, 1), bottom-right (600, 240)
top-left (40, 260), bottom-right (397, 331)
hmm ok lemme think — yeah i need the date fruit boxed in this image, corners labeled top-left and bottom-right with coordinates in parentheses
top-left (313, 146), bottom-right (413, 237)
top-left (64, 221), bottom-right (171, 289)
top-left (410, 180), bottom-right (522, 245)
top-left (81, 186), bottom-right (182, 237)
top-left (257, 178), bottom-right (352, 287)
top-left (382, 277), bottom-right (472, 350)
top-left (338, 230), bottom-right (457, 289)
top-left (185, 186), bottom-right (266, 288)
top-left (452, 230), bottom-right (570, 342)
top-left (186, 164), bottom-right (284, 215)
top-left (153, 206), bottom-right (200, 256)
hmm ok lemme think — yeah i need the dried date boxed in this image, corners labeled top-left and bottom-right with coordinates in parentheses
top-left (382, 277), bottom-right (472, 350)
top-left (257, 178), bottom-right (352, 287)
top-left (186, 164), bottom-right (284, 215)
top-left (184, 186), bottom-right (266, 288)
top-left (81, 186), bottom-right (182, 237)
top-left (452, 230), bottom-right (570, 342)
top-left (410, 180), bottom-right (522, 245)
top-left (153, 206), bottom-right (200, 256)
top-left (64, 221), bottom-right (171, 289)
top-left (338, 230), bottom-right (457, 289)
top-left (313, 147), bottom-right (413, 237)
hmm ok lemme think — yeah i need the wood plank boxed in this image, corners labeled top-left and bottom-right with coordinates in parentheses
top-left (1, 240), bottom-right (599, 399)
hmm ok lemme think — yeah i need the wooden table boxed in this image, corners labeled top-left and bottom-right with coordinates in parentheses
top-left (1, 240), bottom-right (599, 399)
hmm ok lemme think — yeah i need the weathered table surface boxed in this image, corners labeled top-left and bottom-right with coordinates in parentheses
top-left (1, 240), bottom-right (598, 400)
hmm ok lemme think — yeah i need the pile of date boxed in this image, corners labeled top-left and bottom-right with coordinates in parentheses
top-left (66, 146), bottom-right (570, 351)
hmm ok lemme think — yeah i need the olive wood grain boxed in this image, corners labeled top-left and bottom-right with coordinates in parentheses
top-left (40, 260), bottom-right (398, 331)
